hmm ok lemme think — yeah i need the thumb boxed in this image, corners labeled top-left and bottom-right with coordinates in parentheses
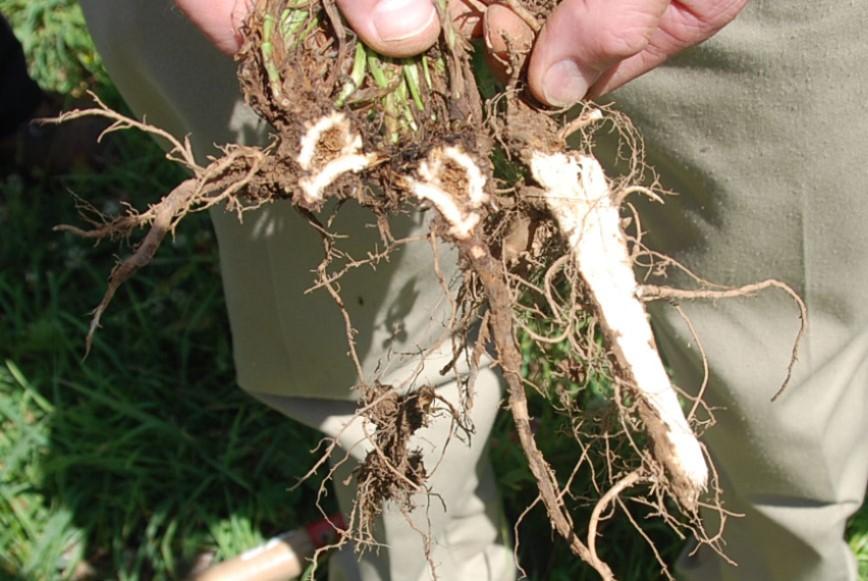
top-left (174, 0), bottom-right (250, 55)
top-left (527, 0), bottom-right (668, 106)
top-left (336, 0), bottom-right (440, 58)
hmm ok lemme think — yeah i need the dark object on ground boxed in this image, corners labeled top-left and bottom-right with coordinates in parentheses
top-left (0, 13), bottom-right (108, 175)
top-left (0, 13), bottom-right (42, 137)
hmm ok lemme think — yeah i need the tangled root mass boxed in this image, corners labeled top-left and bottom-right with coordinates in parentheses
top-left (53, 1), bottom-right (807, 578)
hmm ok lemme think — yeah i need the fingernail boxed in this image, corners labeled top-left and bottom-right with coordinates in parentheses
top-left (373, 0), bottom-right (437, 43)
top-left (542, 60), bottom-right (593, 106)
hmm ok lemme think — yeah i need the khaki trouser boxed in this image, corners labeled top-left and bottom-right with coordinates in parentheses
top-left (251, 370), bottom-right (514, 581)
top-left (82, 1), bottom-right (866, 579)
top-left (604, 3), bottom-right (868, 579)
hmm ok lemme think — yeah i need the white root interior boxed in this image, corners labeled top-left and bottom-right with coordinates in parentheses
top-left (409, 146), bottom-right (488, 239)
top-left (297, 112), bottom-right (376, 203)
top-left (300, 154), bottom-right (376, 203)
top-left (532, 152), bottom-right (709, 496)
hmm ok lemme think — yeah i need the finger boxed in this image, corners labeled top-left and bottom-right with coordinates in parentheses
top-left (483, 3), bottom-right (535, 81)
top-left (588, 0), bottom-right (747, 97)
top-left (335, 0), bottom-right (440, 57)
top-left (174, 0), bottom-right (250, 55)
top-left (527, 0), bottom-right (670, 106)
top-left (451, 0), bottom-right (488, 38)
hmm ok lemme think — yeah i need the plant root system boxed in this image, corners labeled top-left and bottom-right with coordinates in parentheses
top-left (53, 0), bottom-right (808, 578)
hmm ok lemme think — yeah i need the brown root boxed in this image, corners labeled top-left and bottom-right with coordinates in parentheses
top-left (62, 178), bottom-right (197, 355)
top-left (50, 97), bottom-right (272, 354)
top-left (638, 280), bottom-right (808, 401)
top-left (353, 384), bottom-right (434, 532)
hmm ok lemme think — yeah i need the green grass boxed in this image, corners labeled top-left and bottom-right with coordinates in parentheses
top-left (1, 0), bottom-right (104, 95)
top-left (0, 148), bottom-right (328, 575)
top-left (0, 2), bottom-right (866, 580)
top-left (851, 508), bottom-right (868, 580)
top-left (1, 4), bottom-right (329, 578)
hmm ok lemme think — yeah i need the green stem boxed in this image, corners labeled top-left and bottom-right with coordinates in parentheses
top-left (367, 48), bottom-right (425, 141)
top-left (397, 76), bottom-right (419, 131)
top-left (367, 51), bottom-right (389, 89)
top-left (421, 56), bottom-right (433, 90)
top-left (402, 61), bottom-right (425, 112)
top-left (335, 43), bottom-right (368, 107)
top-left (261, 14), bottom-right (282, 98)
top-left (280, 8), bottom-right (309, 45)
top-left (292, 15), bottom-right (319, 49)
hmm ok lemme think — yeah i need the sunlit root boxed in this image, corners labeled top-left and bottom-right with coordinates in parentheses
top-left (532, 151), bottom-right (708, 511)
top-left (638, 280), bottom-right (807, 402)
top-left (50, 98), bottom-right (271, 354)
top-left (59, 179), bottom-right (196, 356)
top-left (415, 149), bottom-right (615, 578)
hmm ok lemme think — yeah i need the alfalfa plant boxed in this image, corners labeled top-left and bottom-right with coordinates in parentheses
top-left (52, 0), bottom-right (806, 578)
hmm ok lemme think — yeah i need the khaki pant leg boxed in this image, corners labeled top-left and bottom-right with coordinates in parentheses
top-left (656, 316), bottom-right (867, 581)
top-left (603, 2), bottom-right (868, 579)
top-left (252, 368), bottom-right (516, 581)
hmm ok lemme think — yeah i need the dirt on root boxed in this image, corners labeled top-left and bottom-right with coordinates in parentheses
top-left (353, 384), bottom-right (436, 530)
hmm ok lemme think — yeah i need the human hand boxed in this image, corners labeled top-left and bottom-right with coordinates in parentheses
top-left (173, 0), bottom-right (444, 57)
top-left (522, 0), bottom-right (748, 105)
top-left (174, 0), bottom-right (747, 106)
